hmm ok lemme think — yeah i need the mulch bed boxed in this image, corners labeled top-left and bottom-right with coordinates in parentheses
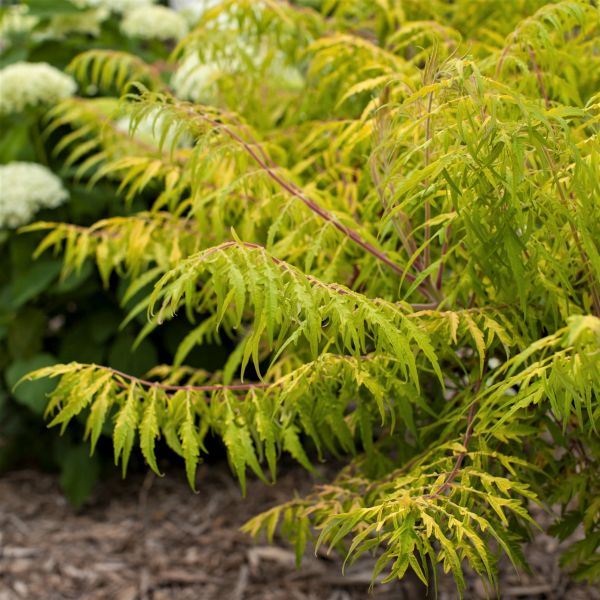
top-left (0, 463), bottom-right (597, 600)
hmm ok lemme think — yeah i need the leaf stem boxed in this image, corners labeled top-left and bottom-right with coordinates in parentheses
top-left (423, 90), bottom-right (434, 273)
top-left (181, 106), bottom-right (440, 304)
top-left (527, 47), bottom-right (550, 109)
top-left (435, 225), bottom-right (452, 290)
top-left (107, 365), bottom-right (272, 394)
top-left (426, 378), bottom-right (482, 499)
top-left (541, 146), bottom-right (600, 317)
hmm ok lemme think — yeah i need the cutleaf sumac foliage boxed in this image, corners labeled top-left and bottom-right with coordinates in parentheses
top-left (19, 0), bottom-right (600, 593)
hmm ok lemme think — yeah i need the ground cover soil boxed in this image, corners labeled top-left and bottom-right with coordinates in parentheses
top-left (0, 463), bottom-right (597, 599)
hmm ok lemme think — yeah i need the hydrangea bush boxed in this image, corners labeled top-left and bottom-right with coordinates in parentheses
top-left (0, 162), bottom-right (69, 228)
top-left (0, 0), bottom-right (205, 505)
top-left (0, 62), bottom-right (76, 114)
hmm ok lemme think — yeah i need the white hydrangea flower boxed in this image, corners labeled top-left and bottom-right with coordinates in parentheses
top-left (121, 5), bottom-right (189, 41)
top-left (170, 3), bottom-right (301, 101)
top-left (0, 163), bottom-right (69, 229)
top-left (169, 0), bottom-right (223, 25)
top-left (75, 0), bottom-right (157, 13)
top-left (0, 5), bottom-right (38, 42)
top-left (115, 108), bottom-right (191, 150)
top-left (487, 357), bottom-right (502, 370)
top-left (172, 49), bottom-right (304, 103)
top-left (0, 62), bottom-right (77, 114)
top-left (171, 53), bottom-right (222, 103)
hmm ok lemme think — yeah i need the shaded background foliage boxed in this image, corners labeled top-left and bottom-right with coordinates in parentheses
top-left (0, 0), bottom-right (233, 505)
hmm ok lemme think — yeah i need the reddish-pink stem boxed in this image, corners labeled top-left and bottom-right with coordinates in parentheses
top-left (183, 108), bottom-right (439, 304)
top-left (435, 225), bottom-right (452, 290)
top-left (527, 47), bottom-right (550, 109)
top-left (426, 378), bottom-right (482, 500)
top-left (108, 366), bottom-right (272, 395)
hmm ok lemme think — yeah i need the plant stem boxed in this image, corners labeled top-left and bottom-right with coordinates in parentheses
top-left (426, 378), bottom-right (482, 499)
top-left (435, 225), bottom-right (452, 290)
top-left (423, 91), bottom-right (434, 272)
top-left (370, 98), bottom-right (423, 269)
top-left (541, 146), bottom-right (600, 317)
top-left (194, 240), bottom-right (441, 314)
top-left (108, 366), bottom-right (272, 394)
top-left (527, 47), bottom-right (550, 109)
top-left (182, 106), bottom-right (440, 304)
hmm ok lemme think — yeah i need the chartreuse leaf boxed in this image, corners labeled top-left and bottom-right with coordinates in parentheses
top-left (140, 389), bottom-right (162, 476)
top-left (85, 384), bottom-right (113, 455)
top-left (463, 314), bottom-right (486, 376)
top-left (253, 392), bottom-right (278, 481)
top-left (223, 402), bottom-right (267, 496)
top-left (113, 384), bottom-right (140, 477)
top-left (180, 396), bottom-right (200, 492)
top-left (282, 425), bottom-right (313, 472)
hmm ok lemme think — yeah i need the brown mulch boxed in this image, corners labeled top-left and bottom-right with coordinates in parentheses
top-left (0, 463), bottom-right (597, 600)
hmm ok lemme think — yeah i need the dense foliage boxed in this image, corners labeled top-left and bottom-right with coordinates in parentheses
top-left (4, 0), bottom-right (600, 593)
top-left (0, 0), bottom-right (196, 504)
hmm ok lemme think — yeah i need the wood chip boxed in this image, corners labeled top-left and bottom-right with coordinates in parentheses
top-left (0, 467), bottom-right (596, 600)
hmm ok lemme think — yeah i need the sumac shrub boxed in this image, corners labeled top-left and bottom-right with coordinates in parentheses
top-left (8, 0), bottom-right (600, 591)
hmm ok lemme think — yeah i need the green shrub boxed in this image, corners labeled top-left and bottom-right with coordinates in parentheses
top-left (10, 0), bottom-right (600, 592)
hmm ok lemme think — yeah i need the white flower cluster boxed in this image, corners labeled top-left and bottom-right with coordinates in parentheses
top-left (171, 53), bottom-right (221, 103)
top-left (172, 48), bottom-right (304, 103)
top-left (0, 62), bottom-right (77, 114)
top-left (169, 3), bottom-right (302, 101)
top-left (0, 5), bottom-right (38, 39)
top-left (169, 0), bottom-right (223, 25)
top-left (0, 4), bottom-right (108, 44)
top-left (121, 5), bottom-right (189, 41)
top-left (77, 0), bottom-right (157, 12)
top-left (115, 108), bottom-right (191, 150)
top-left (0, 162), bottom-right (69, 229)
